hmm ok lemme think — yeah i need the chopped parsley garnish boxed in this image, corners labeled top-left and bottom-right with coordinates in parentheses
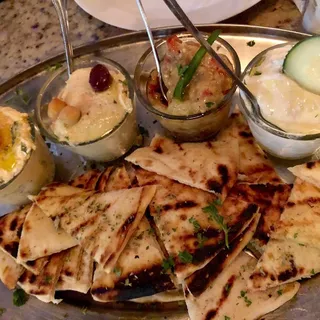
top-left (178, 250), bottom-right (193, 264)
top-left (253, 71), bottom-right (262, 76)
top-left (13, 289), bottom-right (28, 307)
top-left (172, 228), bottom-right (177, 232)
top-left (81, 306), bottom-right (88, 315)
top-left (10, 121), bottom-right (18, 145)
top-left (138, 125), bottom-right (149, 137)
top-left (189, 216), bottom-right (201, 232)
top-left (239, 291), bottom-right (252, 307)
top-left (277, 289), bottom-right (283, 296)
top-left (311, 269), bottom-right (316, 275)
top-left (247, 40), bottom-right (256, 47)
top-left (177, 64), bottom-right (189, 76)
top-left (46, 62), bottom-right (62, 72)
top-left (224, 316), bottom-right (231, 320)
top-left (205, 102), bottom-right (214, 108)
top-left (21, 143), bottom-right (28, 153)
top-left (0, 308), bottom-right (6, 316)
top-left (299, 243), bottom-right (305, 246)
top-left (224, 283), bottom-right (231, 294)
top-left (294, 233), bottom-right (298, 239)
top-left (119, 79), bottom-right (128, 86)
top-left (155, 205), bottom-right (162, 215)
top-left (202, 201), bottom-right (230, 249)
top-left (162, 256), bottom-right (175, 273)
top-left (197, 232), bottom-right (208, 248)
top-left (147, 227), bottom-right (155, 235)
top-left (124, 278), bottom-right (132, 287)
top-left (113, 267), bottom-right (122, 278)
top-left (44, 275), bottom-right (52, 284)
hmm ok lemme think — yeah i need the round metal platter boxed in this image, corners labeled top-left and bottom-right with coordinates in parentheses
top-left (0, 24), bottom-right (316, 320)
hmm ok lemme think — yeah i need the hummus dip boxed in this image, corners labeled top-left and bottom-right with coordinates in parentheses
top-left (0, 107), bottom-right (35, 186)
top-left (147, 35), bottom-right (233, 116)
top-left (245, 44), bottom-right (320, 135)
top-left (50, 66), bottom-right (133, 144)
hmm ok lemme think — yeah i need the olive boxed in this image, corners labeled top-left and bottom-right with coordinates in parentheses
top-left (89, 64), bottom-right (112, 92)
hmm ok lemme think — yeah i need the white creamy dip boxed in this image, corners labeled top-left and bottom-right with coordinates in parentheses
top-left (245, 45), bottom-right (320, 134)
top-left (51, 67), bottom-right (133, 144)
top-left (0, 107), bottom-right (36, 186)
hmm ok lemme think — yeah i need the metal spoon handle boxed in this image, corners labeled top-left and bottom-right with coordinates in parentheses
top-left (136, 0), bottom-right (168, 101)
top-left (52, 0), bottom-right (74, 76)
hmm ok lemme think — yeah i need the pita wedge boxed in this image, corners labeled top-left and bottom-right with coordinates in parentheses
top-left (185, 252), bottom-right (300, 320)
top-left (69, 169), bottom-right (104, 190)
top-left (231, 183), bottom-right (292, 246)
top-left (248, 179), bottom-right (320, 291)
top-left (135, 168), bottom-right (258, 282)
top-left (126, 119), bottom-right (239, 199)
top-left (91, 217), bottom-right (176, 302)
top-left (131, 290), bottom-right (184, 303)
top-left (0, 250), bottom-right (24, 290)
top-left (17, 204), bottom-right (77, 264)
top-left (56, 246), bottom-right (94, 294)
top-left (288, 160), bottom-right (320, 189)
top-left (18, 251), bottom-right (66, 304)
top-left (36, 186), bottom-right (157, 273)
top-left (0, 205), bottom-right (48, 275)
top-left (235, 112), bottom-right (283, 184)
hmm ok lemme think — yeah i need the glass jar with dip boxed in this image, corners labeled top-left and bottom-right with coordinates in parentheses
top-left (134, 33), bottom-right (241, 142)
top-left (36, 57), bottom-right (138, 162)
top-left (240, 42), bottom-right (320, 160)
top-left (0, 107), bottom-right (55, 208)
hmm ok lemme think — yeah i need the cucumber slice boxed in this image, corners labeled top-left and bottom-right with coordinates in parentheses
top-left (283, 36), bottom-right (320, 95)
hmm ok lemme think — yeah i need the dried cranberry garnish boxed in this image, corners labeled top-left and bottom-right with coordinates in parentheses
top-left (89, 64), bottom-right (112, 92)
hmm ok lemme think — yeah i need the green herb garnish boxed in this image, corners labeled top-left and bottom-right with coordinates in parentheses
top-left (197, 233), bottom-right (208, 248)
top-left (113, 267), bottom-right (122, 278)
top-left (0, 308), bottom-right (6, 316)
top-left (311, 269), bottom-right (316, 275)
top-left (177, 64), bottom-right (189, 76)
top-left (239, 291), bottom-right (252, 307)
top-left (224, 316), bottom-right (231, 320)
top-left (205, 102), bottom-right (214, 108)
top-left (178, 250), bottom-right (193, 264)
top-left (253, 71), bottom-right (262, 76)
top-left (81, 307), bottom-right (88, 315)
top-left (247, 40), bottom-right (256, 47)
top-left (21, 143), bottom-right (28, 153)
top-left (124, 278), bottom-right (132, 287)
top-left (46, 62), bottom-right (62, 72)
top-left (189, 216), bottom-right (201, 232)
top-left (13, 289), bottom-right (28, 307)
top-left (202, 201), bottom-right (229, 249)
top-left (44, 275), bottom-right (52, 284)
top-left (162, 256), bottom-right (175, 273)
top-left (138, 125), bottom-right (149, 137)
top-left (10, 121), bottom-right (18, 145)
top-left (277, 289), bottom-right (283, 296)
top-left (173, 29), bottom-right (221, 100)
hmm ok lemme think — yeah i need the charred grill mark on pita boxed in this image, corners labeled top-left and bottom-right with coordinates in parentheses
top-left (119, 214), bottom-right (136, 233)
top-left (239, 131), bottom-right (252, 138)
top-left (306, 162), bottom-right (316, 169)
top-left (70, 214), bottom-right (100, 238)
top-left (278, 259), bottom-right (299, 282)
top-left (10, 218), bottom-right (18, 232)
top-left (204, 274), bottom-right (236, 320)
top-left (207, 180), bottom-right (223, 194)
top-left (5, 242), bottom-right (19, 258)
top-left (26, 260), bottom-right (36, 267)
top-left (154, 145), bottom-right (163, 154)
top-left (218, 165), bottom-right (229, 186)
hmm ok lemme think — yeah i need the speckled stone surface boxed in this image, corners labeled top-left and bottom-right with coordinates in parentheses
top-left (0, 0), bottom-right (302, 85)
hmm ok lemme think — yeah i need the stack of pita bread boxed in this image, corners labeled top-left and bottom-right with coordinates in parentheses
top-left (0, 113), bottom-right (303, 319)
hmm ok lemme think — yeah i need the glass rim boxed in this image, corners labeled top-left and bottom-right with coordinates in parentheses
top-left (0, 114), bottom-right (35, 191)
top-left (134, 32), bottom-right (241, 121)
top-left (239, 41), bottom-right (320, 141)
top-left (35, 56), bottom-right (135, 147)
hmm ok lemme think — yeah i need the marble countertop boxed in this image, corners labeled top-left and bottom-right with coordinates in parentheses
top-left (0, 0), bottom-right (302, 85)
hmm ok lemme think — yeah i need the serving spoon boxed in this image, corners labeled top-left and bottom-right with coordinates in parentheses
top-left (52, 0), bottom-right (74, 77)
top-left (136, 0), bottom-right (168, 102)
top-left (162, 0), bottom-right (284, 132)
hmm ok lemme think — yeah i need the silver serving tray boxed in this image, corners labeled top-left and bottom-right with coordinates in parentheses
top-left (0, 24), bottom-right (316, 320)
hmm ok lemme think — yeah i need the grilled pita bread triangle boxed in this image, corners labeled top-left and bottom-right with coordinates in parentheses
top-left (235, 112), bottom-right (283, 184)
top-left (18, 251), bottom-right (66, 304)
top-left (288, 160), bottom-right (320, 189)
top-left (91, 217), bottom-right (176, 302)
top-left (56, 246), bottom-right (93, 294)
top-left (135, 168), bottom-right (258, 282)
top-left (17, 204), bottom-right (78, 263)
top-left (69, 169), bottom-right (103, 190)
top-left (0, 250), bottom-right (24, 290)
top-left (36, 186), bottom-right (157, 273)
top-left (126, 119), bottom-right (239, 199)
top-left (248, 179), bottom-right (320, 290)
top-left (185, 252), bottom-right (300, 320)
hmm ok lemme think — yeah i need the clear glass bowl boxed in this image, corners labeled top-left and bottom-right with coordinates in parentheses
top-left (239, 42), bottom-right (320, 160)
top-left (134, 33), bottom-right (241, 142)
top-left (36, 57), bottom-right (138, 162)
top-left (0, 120), bottom-right (55, 208)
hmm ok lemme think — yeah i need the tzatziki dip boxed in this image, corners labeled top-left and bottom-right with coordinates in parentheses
top-left (245, 44), bottom-right (320, 134)
top-left (0, 107), bottom-right (35, 186)
top-left (48, 64), bottom-right (133, 145)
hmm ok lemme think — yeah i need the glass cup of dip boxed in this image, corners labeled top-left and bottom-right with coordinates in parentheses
top-left (134, 33), bottom-right (241, 142)
top-left (240, 42), bottom-right (320, 160)
top-left (0, 107), bottom-right (55, 208)
top-left (36, 57), bottom-right (138, 162)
